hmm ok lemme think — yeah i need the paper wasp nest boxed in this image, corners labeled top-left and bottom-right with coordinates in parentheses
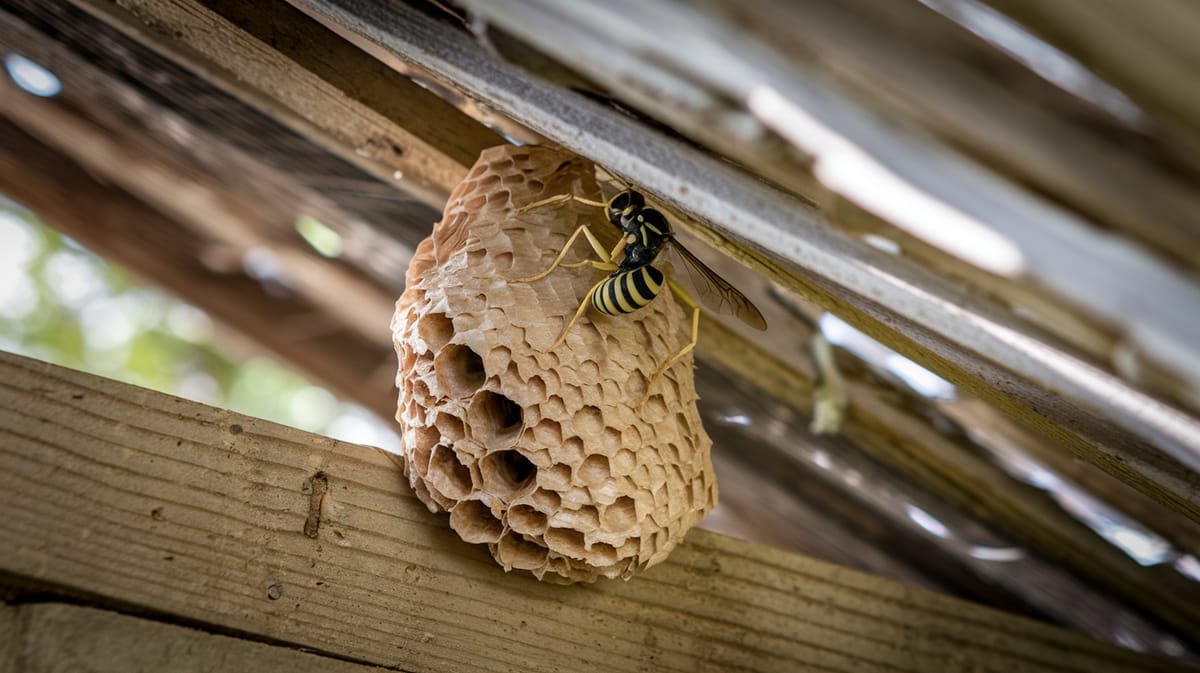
top-left (391, 145), bottom-right (715, 583)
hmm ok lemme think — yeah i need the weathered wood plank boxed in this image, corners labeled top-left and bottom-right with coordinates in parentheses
top-left (846, 381), bottom-right (1200, 639)
top-left (93, 0), bottom-right (501, 206)
top-left (0, 605), bottom-right (15, 671)
top-left (695, 357), bottom-right (1200, 650)
top-left (981, 0), bottom-right (1200, 157)
top-left (736, 0), bottom-right (1200, 265)
top-left (702, 268), bottom-right (1200, 641)
top-left (0, 351), bottom-right (1184, 672)
top-left (942, 396), bottom-right (1200, 558)
top-left (0, 603), bottom-right (388, 672)
top-left (289, 0), bottom-right (1200, 525)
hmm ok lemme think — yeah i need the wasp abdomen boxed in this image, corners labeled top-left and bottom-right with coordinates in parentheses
top-left (591, 265), bottom-right (665, 316)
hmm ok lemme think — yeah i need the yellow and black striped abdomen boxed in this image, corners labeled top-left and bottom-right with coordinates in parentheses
top-left (591, 265), bottom-right (666, 316)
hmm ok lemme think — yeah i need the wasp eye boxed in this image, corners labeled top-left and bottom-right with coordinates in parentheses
top-left (640, 209), bottom-right (668, 231)
top-left (610, 190), bottom-right (644, 211)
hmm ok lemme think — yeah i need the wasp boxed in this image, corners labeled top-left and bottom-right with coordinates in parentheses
top-left (508, 188), bottom-right (767, 397)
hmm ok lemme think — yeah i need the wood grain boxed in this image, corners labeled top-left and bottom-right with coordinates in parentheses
top-left (0, 351), bottom-right (1185, 672)
top-left (0, 603), bottom-right (389, 672)
top-left (99, 0), bottom-right (501, 206)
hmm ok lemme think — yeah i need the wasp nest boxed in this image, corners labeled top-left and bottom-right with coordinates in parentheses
top-left (391, 145), bottom-right (716, 583)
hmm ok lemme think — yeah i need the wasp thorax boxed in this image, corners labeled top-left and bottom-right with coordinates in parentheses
top-left (391, 145), bottom-right (716, 583)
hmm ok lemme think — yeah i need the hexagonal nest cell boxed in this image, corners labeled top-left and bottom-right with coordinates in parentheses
top-left (391, 144), bottom-right (716, 583)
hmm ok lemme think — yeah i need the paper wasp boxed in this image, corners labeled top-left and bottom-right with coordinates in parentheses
top-left (508, 188), bottom-right (767, 397)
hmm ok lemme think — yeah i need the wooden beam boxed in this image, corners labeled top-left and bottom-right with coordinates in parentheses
top-left (694, 358), bottom-right (1200, 647)
top-left (980, 0), bottom-right (1200, 157)
top-left (0, 603), bottom-right (389, 673)
top-left (0, 351), bottom-right (1186, 672)
top-left (87, 0), bottom-right (503, 206)
top-left (734, 0), bottom-right (1200, 265)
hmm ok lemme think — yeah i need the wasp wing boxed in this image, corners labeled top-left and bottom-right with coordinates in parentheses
top-left (668, 240), bottom-right (767, 330)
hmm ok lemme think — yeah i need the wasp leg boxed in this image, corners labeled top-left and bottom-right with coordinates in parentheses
top-left (506, 224), bottom-right (613, 283)
top-left (549, 276), bottom-right (610, 351)
top-left (642, 282), bottom-right (701, 403)
top-left (518, 193), bottom-right (608, 214)
top-left (562, 260), bottom-right (619, 271)
top-left (553, 231), bottom-right (629, 272)
top-left (607, 233), bottom-right (629, 262)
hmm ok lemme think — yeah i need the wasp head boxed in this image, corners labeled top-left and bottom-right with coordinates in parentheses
top-left (607, 190), bottom-right (646, 233)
